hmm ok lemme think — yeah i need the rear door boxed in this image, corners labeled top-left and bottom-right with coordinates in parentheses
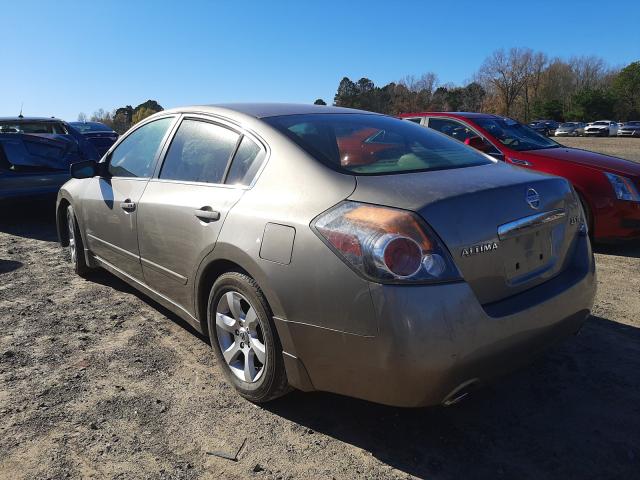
top-left (137, 116), bottom-right (266, 313)
top-left (82, 116), bottom-right (176, 280)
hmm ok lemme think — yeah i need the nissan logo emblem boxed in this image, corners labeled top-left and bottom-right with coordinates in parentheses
top-left (526, 188), bottom-right (540, 209)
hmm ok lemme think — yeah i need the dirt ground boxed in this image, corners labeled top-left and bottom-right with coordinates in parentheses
top-left (1, 140), bottom-right (640, 479)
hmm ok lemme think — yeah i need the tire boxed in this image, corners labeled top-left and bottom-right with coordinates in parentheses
top-left (207, 272), bottom-right (290, 403)
top-left (66, 205), bottom-right (90, 277)
top-left (577, 192), bottom-right (594, 242)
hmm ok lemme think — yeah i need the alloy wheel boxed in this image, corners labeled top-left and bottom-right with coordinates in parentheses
top-left (67, 208), bottom-right (77, 264)
top-left (215, 291), bottom-right (266, 383)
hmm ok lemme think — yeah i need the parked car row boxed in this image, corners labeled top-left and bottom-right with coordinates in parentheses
top-left (527, 119), bottom-right (640, 137)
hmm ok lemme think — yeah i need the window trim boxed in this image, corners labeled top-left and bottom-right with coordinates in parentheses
top-left (150, 113), bottom-right (269, 189)
top-left (402, 117), bottom-right (426, 126)
top-left (103, 114), bottom-right (178, 179)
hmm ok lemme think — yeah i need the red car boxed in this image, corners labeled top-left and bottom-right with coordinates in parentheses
top-left (399, 112), bottom-right (640, 242)
top-left (336, 127), bottom-right (405, 167)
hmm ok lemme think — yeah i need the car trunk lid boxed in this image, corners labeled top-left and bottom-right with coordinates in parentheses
top-left (349, 162), bottom-right (582, 304)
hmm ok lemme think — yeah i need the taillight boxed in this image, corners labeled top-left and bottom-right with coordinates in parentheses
top-left (312, 201), bottom-right (460, 283)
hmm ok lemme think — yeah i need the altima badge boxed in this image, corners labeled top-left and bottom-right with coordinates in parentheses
top-left (526, 188), bottom-right (540, 209)
top-left (461, 242), bottom-right (499, 257)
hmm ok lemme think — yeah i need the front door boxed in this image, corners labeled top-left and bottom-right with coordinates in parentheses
top-left (82, 116), bottom-right (176, 280)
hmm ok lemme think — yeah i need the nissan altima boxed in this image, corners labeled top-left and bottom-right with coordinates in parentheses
top-left (57, 104), bottom-right (595, 407)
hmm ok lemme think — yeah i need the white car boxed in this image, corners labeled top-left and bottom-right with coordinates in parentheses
top-left (584, 120), bottom-right (618, 137)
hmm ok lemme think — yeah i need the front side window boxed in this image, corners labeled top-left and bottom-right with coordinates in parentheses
top-left (160, 119), bottom-right (239, 184)
top-left (428, 117), bottom-right (477, 142)
top-left (108, 117), bottom-right (174, 178)
top-left (265, 113), bottom-right (492, 175)
top-left (225, 136), bottom-right (266, 186)
top-left (474, 117), bottom-right (559, 152)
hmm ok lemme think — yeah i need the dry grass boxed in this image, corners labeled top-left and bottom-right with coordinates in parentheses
top-left (554, 136), bottom-right (640, 163)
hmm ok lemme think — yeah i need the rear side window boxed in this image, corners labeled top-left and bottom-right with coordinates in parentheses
top-left (225, 136), bottom-right (266, 186)
top-left (108, 117), bottom-right (174, 177)
top-left (404, 117), bottom-right (423, 124)
top-left (160, 119), bottom-right (239, 184)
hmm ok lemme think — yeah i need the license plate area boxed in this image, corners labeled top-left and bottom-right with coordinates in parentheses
top-left (503, 230), bottom-right (553, 285)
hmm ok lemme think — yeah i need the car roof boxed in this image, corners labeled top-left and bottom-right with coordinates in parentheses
top-left (398, 111), bottom-right (499, 120)
top-left (163, 103), bottom-right (381, 119)
top-left (0, 116), bottom-right (63, 122)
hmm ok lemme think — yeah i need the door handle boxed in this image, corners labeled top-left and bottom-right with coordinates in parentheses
top-left (121, 200), bottom-right (136, 212)
top-left (194, 207), bottom-right (221, 222)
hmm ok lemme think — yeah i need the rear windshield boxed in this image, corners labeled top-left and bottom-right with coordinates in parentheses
top-left (474, 117), bottom-right (559, 152)
top-left (69, 122), bottom-right (113, 133)
top-left (264, 113), bottom-right (492, 175)
top-left (0, 121), bottom-right (68, 134)
top-left (560, 122), bottom-right (578, 127)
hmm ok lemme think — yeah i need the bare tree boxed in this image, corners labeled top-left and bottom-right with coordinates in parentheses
top-left (398, 72), bottom-right (438, 110)
top-left (522, 52), bottom-right (548, 120)
top-left (541, 58), bottom-right (577, 118)
top-left (77, 112), bottom-right (87, 122)
top-left (478, 48), bottom-right (533, 116)
top-left (569, 55), bottom-right (608, 90)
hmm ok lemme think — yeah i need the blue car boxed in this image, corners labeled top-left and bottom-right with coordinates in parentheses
top-left (69, 121), bottom-right (119, 157)
top-left (0, 117), bottom-right (99, 202)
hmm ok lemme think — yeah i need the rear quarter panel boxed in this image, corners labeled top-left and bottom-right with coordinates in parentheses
top-left (197, 120), bottom-right (378, 336)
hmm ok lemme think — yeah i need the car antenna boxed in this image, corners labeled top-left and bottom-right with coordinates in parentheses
top-left (18, 102), bottom-right (24, 119)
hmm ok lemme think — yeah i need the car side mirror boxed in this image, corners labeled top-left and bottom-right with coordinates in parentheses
top-left (70, 160), bottom-right (98, 179)
top-left (464, 136), bottom-right (492, 153)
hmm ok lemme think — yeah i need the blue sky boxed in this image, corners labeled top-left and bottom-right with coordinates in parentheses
top-left (1, 0), bottom-right (638, 120)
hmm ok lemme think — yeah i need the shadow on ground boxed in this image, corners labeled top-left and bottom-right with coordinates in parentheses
top-left (87, 268), bottom-right (209, 345)
top-left (0, 259), bottom-right (23, 274)
top-left (265, 316), bottom-right (640, 479)
top-left (595, 242), bottom-right (640, 259)
top-left (0, 197), bottom-right (58, 242)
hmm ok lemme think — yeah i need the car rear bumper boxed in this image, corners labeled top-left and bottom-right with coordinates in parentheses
top-left (277, 235), bottom-right (595, 407)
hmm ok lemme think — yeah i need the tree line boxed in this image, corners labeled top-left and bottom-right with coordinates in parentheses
top-left (77, 100), bottom-right (163, 134)
top-left (330, 49), bottom-right (640, 122)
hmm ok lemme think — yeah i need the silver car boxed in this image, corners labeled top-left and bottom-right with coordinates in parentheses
top-left (618, 121), bottom-right (640, 137)
top-left (57, 104), bottom-right (596, 407)
top-left (555, 122), bottom-right (586, 137)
